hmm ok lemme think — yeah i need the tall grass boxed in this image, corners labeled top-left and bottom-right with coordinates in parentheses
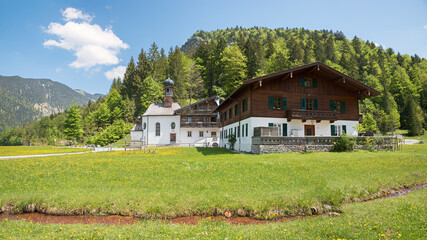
top-left (1, 189), bottom-right (425, 239)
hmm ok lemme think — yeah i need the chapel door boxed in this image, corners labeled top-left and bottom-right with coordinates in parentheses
top-left (170, 133), bottom-right (176, 144)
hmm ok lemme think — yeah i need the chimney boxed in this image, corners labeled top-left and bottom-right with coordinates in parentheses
top-left (163, 77), bottom-right (174, 108)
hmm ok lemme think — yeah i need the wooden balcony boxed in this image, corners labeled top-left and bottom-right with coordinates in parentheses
top-left (287, 109), bottom-right (337, 122)
top-left (180, 122), bottom-right (219, 128)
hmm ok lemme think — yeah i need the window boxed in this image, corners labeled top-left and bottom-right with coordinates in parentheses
top-left (245, 123), bottom-right (248, 137)
top-left (220, 114), bottom-right (223, 123)
top-left (331, 125), bottom-right (347, 136)
top-left (242, 124), bottom-right (245, 137)
top-left (301, 98), bottom-right (318, 110)
top-left (229, 108), bottom-right (233, 118)
top-left (220, 130), bottom-right (223, 139)
top-left (235, 104), bottom-right (239, 115)
top-left (187, 131), bottom-right (192, 137)
top-left (188, 117), bottom-right (192, 122)
top-left (300, 77), bottom-right (318, 88)
top-left (268, 96), bottom-right (287, 110)
top-left (237, 126), bottom-right (240, 137)
top-left (171, 122), bottom-right (176, 129)
top-left (199, 131), bottom-right (204, 137)
top-left (242, 98), bottom-right (248, 112)
top-left (224, 112), bottom-right (227, 121)
top-left (143, 122), bottom-right (146, 129)
top-left (200, 105), bottom-right (205, 110)
top-left (155, 122), bottom-right (160, 136)
top-left (330, 100), bottom-right (346, 113)
top-left (211, 131), bottom-right (217, 137)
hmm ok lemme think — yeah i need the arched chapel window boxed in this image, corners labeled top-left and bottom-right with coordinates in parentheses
top-left (155, 122), bottom-right (160, 136)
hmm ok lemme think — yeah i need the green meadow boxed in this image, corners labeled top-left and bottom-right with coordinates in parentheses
top-left (0, 146), bottom-right (425, 219)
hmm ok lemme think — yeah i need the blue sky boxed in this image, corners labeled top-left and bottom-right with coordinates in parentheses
top-left (0, 0), bottom-right (426, 94)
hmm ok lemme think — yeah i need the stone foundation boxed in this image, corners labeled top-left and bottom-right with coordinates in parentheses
top-left (251, 136), bottom-right (399, 154)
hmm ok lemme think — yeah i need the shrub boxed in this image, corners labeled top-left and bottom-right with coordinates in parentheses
top-left (227, 134), bottom-right (237, 150)
top-left (331, 134), bottom-right (356, 152)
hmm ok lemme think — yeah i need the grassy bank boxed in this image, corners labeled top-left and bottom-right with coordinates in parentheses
top-left (0, 146), bottom-right (87, 157)
top-left (1, 188), bottom-right (425, 239)
top-left (0, 146), bottom-right (425, 218)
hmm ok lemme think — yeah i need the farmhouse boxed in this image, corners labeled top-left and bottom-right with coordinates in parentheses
top-left (216, 62), bottom-right (381, 153)
top-left (131, 78), bottom-right (223, 146)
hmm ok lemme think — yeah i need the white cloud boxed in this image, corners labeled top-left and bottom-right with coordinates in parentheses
top-left (424, 25), bottom-right (427, 29)
top-left (104, 65), bottom-right (126, 80)
top-left (43, 8), bottom-right (129, 69)
top-left (56, 67), bottom-right (62, 72)
top-left (105, 5), bottom-right (112, 10)
top-left (62, 7), bottom-right (93, 22)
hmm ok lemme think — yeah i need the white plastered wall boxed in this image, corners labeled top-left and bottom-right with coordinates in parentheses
top-left (220, 118), bottom-right (359, 152)
top-left (141, 115), bottom-right (181, 146)
top-left (179, 128), bottom-right (219, 146)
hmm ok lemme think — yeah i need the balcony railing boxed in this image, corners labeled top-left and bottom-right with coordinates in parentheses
top-left (287, 109), bottom-right (337, 121)
top-left (180, 122), bottom-right (219, 128)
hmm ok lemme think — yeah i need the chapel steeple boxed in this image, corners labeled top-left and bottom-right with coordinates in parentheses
top-left (163, 77), bottom-right (174, 108)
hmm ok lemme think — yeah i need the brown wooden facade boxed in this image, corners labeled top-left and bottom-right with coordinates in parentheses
top-left (175, 96), bottom-right (223, 128)
top-left (217, 62), bottom-right (380, 127)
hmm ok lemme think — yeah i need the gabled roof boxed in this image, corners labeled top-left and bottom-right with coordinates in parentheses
top-left (142, 102), bottom-right (181, 116)
top-left (216, 62), bottom-right (381, 111)
top-left (174, 96), bottom-right (223, 114)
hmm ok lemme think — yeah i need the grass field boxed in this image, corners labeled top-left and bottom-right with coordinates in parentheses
top-left (0, 188), bottom-right (425, 239)
top-left (0, 145), bottom-right (425, 219)
top-left (0, 146), bottom-right (87, 157)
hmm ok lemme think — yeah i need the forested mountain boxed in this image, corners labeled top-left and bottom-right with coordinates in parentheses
top-left (0, 76), bottom-right (102, 132)
top-left (1, 27), bottom-right (426, 146)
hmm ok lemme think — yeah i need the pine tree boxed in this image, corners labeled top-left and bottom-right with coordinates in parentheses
top-left (220, 46), bottom-right (247, 96)
top-left (325, 36), bottom-right (337, 63)
top-left (140, 76), bottom-right (162, 113)
top-left (121, 57), bottom-right (138, 99)
top-left (169, 47), bottom-right (188, 102)
top-left (64, 104), bottom-right (83, 142)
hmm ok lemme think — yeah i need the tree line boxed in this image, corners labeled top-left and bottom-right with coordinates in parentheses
top-left (1, 27), bottom-right (425, 146)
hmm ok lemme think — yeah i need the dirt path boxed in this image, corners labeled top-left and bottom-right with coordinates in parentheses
top-left (0, 184), bottom-right (424, 226)
top-left (0, 151), bottom-right (89, 160)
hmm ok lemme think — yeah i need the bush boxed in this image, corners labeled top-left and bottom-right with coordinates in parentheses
top-left (331, 134), bottom-right (356, 152)
top-left (227, 134), bottom-right (237, 150)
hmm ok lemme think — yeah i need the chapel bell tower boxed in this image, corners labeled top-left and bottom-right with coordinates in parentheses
top-left (163, 77), bottom-right (174, 108)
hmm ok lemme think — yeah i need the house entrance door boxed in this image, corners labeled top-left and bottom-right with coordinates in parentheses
top-left (304, 125), bottom-right (315, 136)
top-left (170, 133), bottom-right (176, 144)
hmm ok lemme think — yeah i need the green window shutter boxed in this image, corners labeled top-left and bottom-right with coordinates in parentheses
top-left (225, 112), bottom-right (227, 120)
top-left (342, 125), bottom-right (347, 134)
top-left (282, 97), bottom-right (287, 110)
top-left (237, 126), bottom-right (240, 137)
top-left (282, 123), bottom-right (287, 136)
top-left (268, 123), bottom-right (274, 127)
top-left (331, 125), bottom-right (336, 136)
top-left (341, 101), bottom-right (346, 113)
top-left (330, 100), bottom-right (335, 111)
top-left (300, 77), bottom-right (305, 87)
top-left (314, 99), bottom-right (318, 110)
top-left (313, 78), bottom-right (318, 88)
top-left (301, 98), bottom-right (306, 110)
top-left (268, 96), bottom-right (274, 109)
top-left (245, 123), bottom-right (248, 136)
